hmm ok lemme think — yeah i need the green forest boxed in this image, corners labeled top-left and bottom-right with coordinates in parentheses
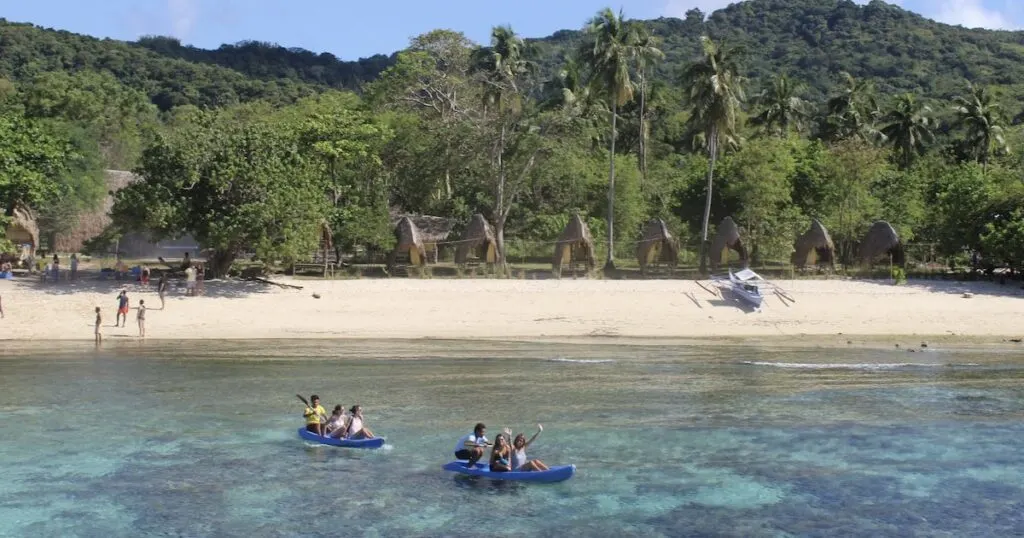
top-left (2, 0), bottom-right (1023, 277)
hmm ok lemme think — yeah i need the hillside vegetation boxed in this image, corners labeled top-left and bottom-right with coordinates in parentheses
top-left (2, 1), bottom-right (1024, 278)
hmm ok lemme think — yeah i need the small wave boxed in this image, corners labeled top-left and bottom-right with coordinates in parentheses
top-left (740, 361), bottom-right (975, 371)
top-left (547, 358), bottom-right (615, 364)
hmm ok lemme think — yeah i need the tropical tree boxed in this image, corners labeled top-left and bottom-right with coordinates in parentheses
top-left (628, 23), bottom-right (664, 185)
top-left (819, 72), bottom-right (881, 143)
top-left (880, 93), bottom-right (934, 170)
top-left (112, 110), bottom-right (331, 277)
top-left (581, 8), bottom-right (636, 271)
top-left (952, 82), bottom-right (1009, 169)
top-left (680, 36), bottom-right (746, 274)
top-left (473, 25), bottom-right (536, 271)
top-left (749, 74), bottom-right (809, 136)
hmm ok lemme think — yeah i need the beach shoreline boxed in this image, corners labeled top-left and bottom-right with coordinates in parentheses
top-left (0, 276), bottom-right (1021, 344)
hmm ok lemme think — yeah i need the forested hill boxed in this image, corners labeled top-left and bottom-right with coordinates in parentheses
top-left (529, 0), bottom-right (1024, 100)
top-left (3, 0), bottom-right (1024, 110)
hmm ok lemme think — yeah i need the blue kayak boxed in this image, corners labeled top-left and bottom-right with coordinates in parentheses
top-left (297, 428), bottom-right (385, 449)
top-left (442, 461), bottom-right (576, 483)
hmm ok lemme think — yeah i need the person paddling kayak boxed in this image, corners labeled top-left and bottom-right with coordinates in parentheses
top-left (454, 423), bottom-right (492, 468)
top-left (303, 395), bottom-right (327, 436)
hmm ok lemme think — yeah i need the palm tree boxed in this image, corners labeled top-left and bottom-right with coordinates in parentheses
top-left (952, 82), bottom-right (1009, 169)
top-left (475, 25), bottom-right (528, 114)
top-left (581, 8), bottom-right (635, 271)
top-left (880, 93), bottom-right (934, 170)
top-left (628, 23), bottom-right (664, 186)
top-left (474, 26), bottom-right (530, 270)
top-left (819, 72), bottom-right (882, 143)
top-left (750, 74), bottom-right (808, 136)
top-left (680, 36), bottom-right (745, 274)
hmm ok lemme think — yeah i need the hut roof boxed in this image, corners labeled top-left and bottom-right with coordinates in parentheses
top-left (388, 216), bottom-right (428, 267)
top-left (709, 216), bottom-right (747, 269)
top-left (792, 219), bottom-right (835, 268)
top-left (860, 220), bottom-right (902, 263)
top-left (6, 206), bottom-right (39, 251)
top-left (454, 213), bottom-right (496, 264)
top-left (52, 169), bottom-right (141, 253)
top-left (389, 208), bottom-right (455, 244)
top-left (552, 214), bottom-right (596, 270)
top-left (636, 218), bottom-right (679, 268)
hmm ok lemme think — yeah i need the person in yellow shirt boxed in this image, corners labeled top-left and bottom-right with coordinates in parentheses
top-left (303, 395), bottom-right (327, 436)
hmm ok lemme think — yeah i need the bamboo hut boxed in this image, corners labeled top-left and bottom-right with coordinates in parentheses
top-left (636, 218), bottom-right (679, 272)
top-left (860, 220), bottom-right (904, 265)
top-left (387, 216), bottom-right (428, 270)
top-left (389, 209), bottom-right (455, 263)
top-left (792, 219), bottom-right (835, 270)
top-left (4, 207), bottom-right (39, 260)
top-left (552, 214), bottom-right (596, 276)
top-left (709, 217), bottom-right (747, 270)
top-left (454, 213), bottom-right (497, 265)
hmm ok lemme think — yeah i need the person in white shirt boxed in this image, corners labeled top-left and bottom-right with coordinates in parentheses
top-left (343, 405), bottom-right (375, 439)
top-left (453, 423), bottom-right (492, 467)
top-left (325, 405), bottom-right (349, 438)
top-left (184, 265), bottom-right (196, 296)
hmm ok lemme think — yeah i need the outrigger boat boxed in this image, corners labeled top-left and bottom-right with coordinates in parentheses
top-left (728, 268), bottom-right (766, 308)
top-left (710, 268), bottom-right (768, 308)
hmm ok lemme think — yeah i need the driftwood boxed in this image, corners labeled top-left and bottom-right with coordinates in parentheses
top-left (249, 276), bottom-right (303, 290)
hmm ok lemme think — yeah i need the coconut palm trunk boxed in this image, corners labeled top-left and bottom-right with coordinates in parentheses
top-left (698, 125), bottom-right (718, 275)
top-left (605, 100), bottom-right (617, 271)
top-left (638, 70), bottom-right (647, 188)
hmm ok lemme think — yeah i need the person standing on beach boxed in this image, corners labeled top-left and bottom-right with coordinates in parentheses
top-left (94, 307), bottom-right (102, 343)
top-left (52, 254), bottom-right (60, 282)
top-left (185, 265), bottom-right (197, 297)
top-left (136, 299), bottom-right (146, 337)
top-left (115, 290), bottom-right (130, 327)
top-left (70, 254), bottom-right (78, 281)
top-left (157, 274), bottom-right (168, 308)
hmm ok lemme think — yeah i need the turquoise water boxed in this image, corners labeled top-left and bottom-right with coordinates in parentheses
top-left (2, 340), bottom-right (1024, 537)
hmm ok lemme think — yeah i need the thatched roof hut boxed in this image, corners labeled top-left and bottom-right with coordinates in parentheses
top-left (709, 217), bottom-right (747, 270)
top-left (792, 219), bottom-right (835, 269)
top-left (860, 220), bottom-right (904, 265)
top-left (552, 214), bottom-right (596, 275)
top-left (389, 209), bottom-right (455, 245)
top-left (454, 214), bottom-right (497, 265)
top-left (5, 207), bottom-right (39, 259)
top-left (387, 216), bottom-right (428, 269)
top-left (636, 218), bottom-right (678, 271)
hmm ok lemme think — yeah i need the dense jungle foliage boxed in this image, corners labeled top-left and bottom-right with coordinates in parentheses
top-left (2, 0), bottom-right (1023, 274)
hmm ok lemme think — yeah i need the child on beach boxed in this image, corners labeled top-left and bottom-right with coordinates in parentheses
top-left (115, 290), bottom-right (129, 327)
top-left (136, 299), bottom-right (146, 337)
top-left (94, 307), bottom-right (102, 343)
top-left (158, 274), bottom-right (168, 308)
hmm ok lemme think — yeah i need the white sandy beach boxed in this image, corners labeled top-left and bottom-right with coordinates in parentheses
top-left (0, 276), bottom-right (1021, 342)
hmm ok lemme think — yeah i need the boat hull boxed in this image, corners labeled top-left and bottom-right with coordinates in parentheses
top-left (442, 461), bottom-right (576, 483)
top-left (297, 428), bottom-right (385, 449)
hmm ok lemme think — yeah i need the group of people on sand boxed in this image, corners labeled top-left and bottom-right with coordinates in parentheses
top-left (95, 290), bottom-right (147, 343)
top-left (455, 422), bottom-right (549, 473)
top-left (302, 395), bottom-right (375, 440)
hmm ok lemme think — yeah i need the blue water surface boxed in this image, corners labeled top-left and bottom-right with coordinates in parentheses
top-left (1, 340), bottom-right (1023, 537)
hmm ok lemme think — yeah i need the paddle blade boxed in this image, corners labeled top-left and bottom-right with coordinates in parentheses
top-left (296, 394), bottom-right (310, 406)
